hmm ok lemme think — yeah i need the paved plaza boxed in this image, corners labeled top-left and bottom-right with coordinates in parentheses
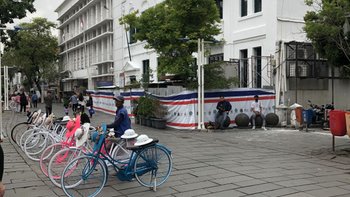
top-left (2, 103), bottom-right (350, 197)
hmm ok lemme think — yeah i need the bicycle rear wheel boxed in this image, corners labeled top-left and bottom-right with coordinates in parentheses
top-left (40, 143), bottom-right (68, 177)
top-left (11, 122), bottom-right (29, 145)
top-left (134, 145), bottom-right (172, 190)
top-left (48, 147), bottom-right (84, 188)
top-left (61, 155), bottom-right (107, 197)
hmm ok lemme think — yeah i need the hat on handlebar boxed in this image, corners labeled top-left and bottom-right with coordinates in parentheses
top-left (121, 129), bottom-right (138, 139)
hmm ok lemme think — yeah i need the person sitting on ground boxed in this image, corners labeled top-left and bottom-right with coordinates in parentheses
top-left (106, 95), bottom-right (131, 137)
top-left (251, 95), bottom-right (267, 130)
top-left (214, 96), bottom-right (232, 129)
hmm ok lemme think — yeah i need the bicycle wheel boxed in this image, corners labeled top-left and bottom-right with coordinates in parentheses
top-left (110, 140), bottom-right (131, 164)
top-left (134, 145), bottom-right (172, 190)
top-left (61, 155), bottom-right (107, 197)
top-left (19, 128), bottom-right (40, 150)
top-left (11, 122), bottom-right (29, 145)
top-left (40, 143), bottom-right (68, 177)
top-left (48, 147), bottom-right (84, 188)
top-left (24, 132), bottom-right (55, 161)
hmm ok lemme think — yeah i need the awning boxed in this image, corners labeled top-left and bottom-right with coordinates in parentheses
top-left (123, 61), bottom-right (140, 72)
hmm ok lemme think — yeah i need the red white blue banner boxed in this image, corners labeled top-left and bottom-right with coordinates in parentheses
top-left (88, 88), bottom-right (275, 130)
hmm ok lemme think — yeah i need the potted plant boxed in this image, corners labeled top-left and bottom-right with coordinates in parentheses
top-left (136, 96), bottom-right (154, 126)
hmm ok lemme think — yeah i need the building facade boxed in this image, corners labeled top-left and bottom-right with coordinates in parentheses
top-left (56, 0), bottom-right (350, 109)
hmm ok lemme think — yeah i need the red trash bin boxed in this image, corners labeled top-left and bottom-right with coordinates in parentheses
top-left (329, 110), bottom-right (346, 136)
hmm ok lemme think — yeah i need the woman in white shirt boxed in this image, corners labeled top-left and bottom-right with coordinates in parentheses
top-left (251, 95), bottom-right (267, 130)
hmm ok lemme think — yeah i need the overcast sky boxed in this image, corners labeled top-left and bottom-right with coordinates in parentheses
top-left (12, 0), bottom-right (64, 36)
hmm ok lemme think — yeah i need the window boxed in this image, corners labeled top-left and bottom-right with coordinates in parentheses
top-left (254, 0), bottom-right (262, 13)
top-left (129, 26), bottom-right (136, 44)
top-left (142, 59), bottom-right (150, 83)
top-left (241, 0), bottom-right (248, 17)
top-left (240, 49), bottom-right (248, 87)
top-left (215, 0), bottom-right (223, 19)
top-left (253, 47), bottom-right (262, 88)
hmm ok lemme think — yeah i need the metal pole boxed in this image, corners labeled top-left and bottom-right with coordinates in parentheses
top-left (200, 39), bottom-right (205, 129)
top-left (0, 19), bottom-right (3, 140)
top-left (197, 38), bottom-right (201, 129)
top-left (4, 66), bottom-right (8, 110)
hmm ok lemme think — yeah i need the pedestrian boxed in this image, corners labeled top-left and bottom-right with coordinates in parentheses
top-left (19, 91), bottom-right (28, 113)
top-left (44, 91), bottom-right (54, 117)
top-left (69, 92), bottom-right (78, 112)
top-left (86, 93), bottom-right (94, 118)
top-left (31, 92), bottom-right (38, 108)
top-left (251, 95), bottom-right (267, 130)
top-left (78, 93), bottom-right (85, 112)
top-left (106, 95), bottom-right (131, 137)
top-left (64, 104), bottom-right (69, 115)
top-left (214, 96), bottom-right (232, 129)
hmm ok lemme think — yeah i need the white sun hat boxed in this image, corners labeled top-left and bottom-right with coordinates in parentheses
top-left (75, 123), bottom-right (90, 147)
top-left (134, 134), bottom-right (153, 146)
top-left (121, 129), bottom-right (138, 139)
top-left (62, 116), bottom-right (71, 122)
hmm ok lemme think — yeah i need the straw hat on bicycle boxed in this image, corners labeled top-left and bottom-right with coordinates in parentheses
top-left (134, 134), bottom-right (153, 146)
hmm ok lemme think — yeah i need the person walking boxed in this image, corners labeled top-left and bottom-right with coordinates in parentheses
top-left (44, 91), bottom-right (54, 117)
top-left (31, 92), bottom-right (38, 108)
top-left (107, 95), bottom-right (131, 137)
top-left (19, 92), bottom-right (28, 113)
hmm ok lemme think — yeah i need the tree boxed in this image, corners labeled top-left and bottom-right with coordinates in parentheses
top-left (120, 0), bottom-right (236, 89)
top-left (2, 17), bottom-right (59, 92)
top-left (304, 0), bottom-right (350, 76)
top-left (0, 0), bottom-right (35, 43)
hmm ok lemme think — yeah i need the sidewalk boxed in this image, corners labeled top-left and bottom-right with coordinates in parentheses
top-left (3, 103), bottom-right (350, 197)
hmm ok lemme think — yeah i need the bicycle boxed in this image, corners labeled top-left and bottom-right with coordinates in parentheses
top-left (10, 109), bottom-right (42, 144)
top-left (61, 124), bottom-right (172, 197)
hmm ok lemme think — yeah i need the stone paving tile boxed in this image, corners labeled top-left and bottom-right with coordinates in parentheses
top-left (236, 183), bottom-right (282, 195)
top-left (291, 184), bottom-right (324, 192)
top-left (173, 188), bottom-right (210, 197)
top-left (234, 179), bottom-right (267, 187)
top-left (200, 189), bottom-right (245, 197)
top-left (305, 187), bottom-right (350, 197)
top-left (172, 181), bottom-right (217, 192)
top-left (274, 179), bottom-right (317, 187)
top-left (206, 184), bottom-right (239, 193)
top-left (262, 188), bottom-right (299, 197)
top-left (316, 181), bottom-right (348, 188)
top-left (212, 175), bottom-right (254, 185)
top-left (124, 187), bottom-right (177, 197)
top-left (283, 193), bottom-right (316, 197)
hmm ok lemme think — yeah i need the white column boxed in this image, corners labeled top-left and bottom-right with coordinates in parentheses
top-left (0, 19), bottom-right (4, 139)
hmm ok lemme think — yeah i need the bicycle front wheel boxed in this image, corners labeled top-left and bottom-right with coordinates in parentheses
top-left (40, 143), bottom-right (68, 177)
top-left (48, 147), bottom-right (84, 188)
top-left (134, 145), bottom-right (172, 190)
top-left (61, 155), bottom-right (107, 197)
top-left (11, 122), bottom-right (29, 145)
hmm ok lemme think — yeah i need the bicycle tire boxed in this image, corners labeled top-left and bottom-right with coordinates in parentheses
top-left (61, 155), bottom-right (107, 197)
top-left (19, 128), bottom-right (41, 150)
top-left (48, 147), bottom-right (85, 188)
top-left (134, 145), bottom-right (172, 190)
top-left (11, 122), bottom-right (29, 144)
top-left (24, 132), bottom-right (55, 161)
top-left (40, 143), bottom-right (68, 177)
top-left (110, 140), bottom-right (131, 165)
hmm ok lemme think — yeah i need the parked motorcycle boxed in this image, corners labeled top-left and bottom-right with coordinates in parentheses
top-left (307, 100), bottom-right (334, 129)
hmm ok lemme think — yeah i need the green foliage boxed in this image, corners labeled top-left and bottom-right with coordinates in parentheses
top-left (120, 0), bottom-right (221, 85)
top-left (304, 0), bottom-right (350, 76)
top-left (135, 95), bottom-right (167, 119)
top-left (2, 17), bottom-right (58, 91)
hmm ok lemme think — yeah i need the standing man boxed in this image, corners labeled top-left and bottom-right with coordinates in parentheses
top-left (69, 92), bottom-right (78, 112)
top-left (19, 91), bottom-right (28, 113)
top-left (86, 93), bottom-right (94, 118)
top-left (31, 92), bottom-right (38, 108)
top-left (107, 95), bottom-right (131, 137)
top-left (44, 91), bottom-right (54, 117)
top-left (251, 95), bottom-right (267, 130)
top-left (215, 96), bottom-right (232, 129)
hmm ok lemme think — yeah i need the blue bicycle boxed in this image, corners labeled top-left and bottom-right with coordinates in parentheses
top-left (60, 123), bottom-right (173, 197)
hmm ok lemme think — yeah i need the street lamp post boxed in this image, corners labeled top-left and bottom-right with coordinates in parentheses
top-left (197, 38), bottom-right (205, 130)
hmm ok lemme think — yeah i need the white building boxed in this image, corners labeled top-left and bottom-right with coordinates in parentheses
top-left (56, 0), bottom-right (350, 109)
